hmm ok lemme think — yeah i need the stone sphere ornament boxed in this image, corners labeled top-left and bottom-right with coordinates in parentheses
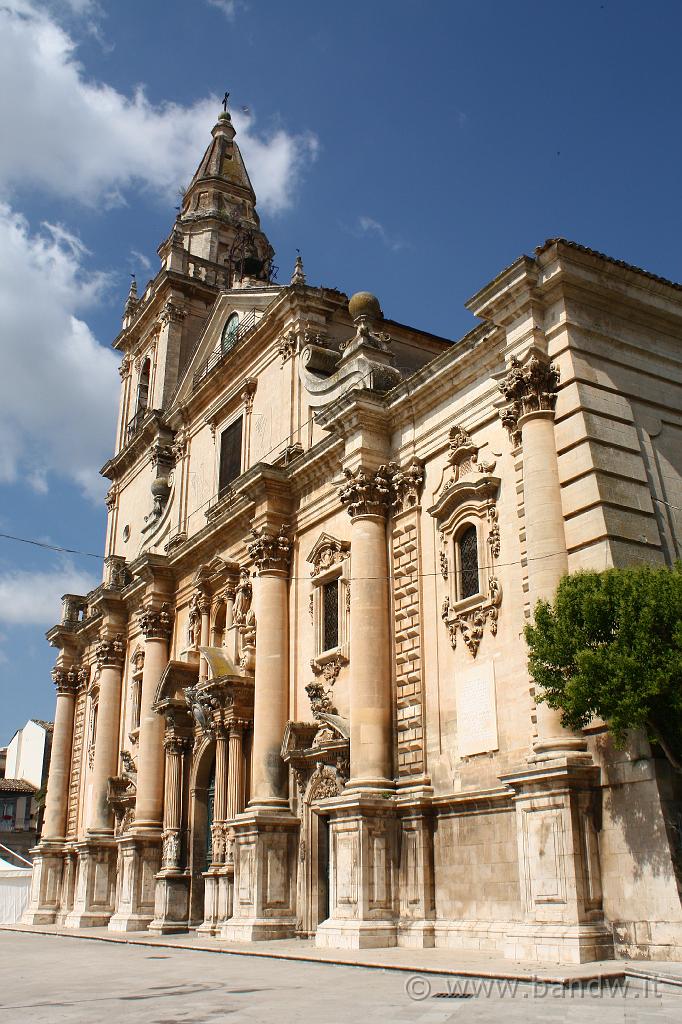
top-left (348, 291), bottom-right (383, 322)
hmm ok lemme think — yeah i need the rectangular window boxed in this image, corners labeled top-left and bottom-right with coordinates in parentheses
top-left (322, 580), bottom-right (339, 652)
top-left (218, 417), bottom-right (243, 497)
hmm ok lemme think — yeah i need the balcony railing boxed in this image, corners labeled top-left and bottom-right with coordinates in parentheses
top-left (125, 407), bottom-right (147, 444)
top-left (192, 309), bottom-right (261, 391)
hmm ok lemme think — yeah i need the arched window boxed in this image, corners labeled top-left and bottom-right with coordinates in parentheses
top-left (136, 357), bottom-right (150, 414)
top-left (457, 524), bottom-right (479, 600)
top-left (221, 312), bottom-right (239, 354)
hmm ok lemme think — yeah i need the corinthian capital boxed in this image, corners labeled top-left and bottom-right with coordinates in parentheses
top-left (139, 602), bottom-right (174, 640)
top-left (339, 464), bottom-right (393, 519)
top-left (247, 526), bottom-right (291, 574)
top-left (498, 354), bottom-right (560, 444)
top-left (52, 666), bottom-right (77, 695)
top-left (96, 633), bottom-right (126, 669)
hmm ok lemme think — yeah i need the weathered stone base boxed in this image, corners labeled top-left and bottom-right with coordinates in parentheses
top-left (21, 847), bottom-right (63, 925)
top-left (221, 809), bottom-right (298, 942)
top-left (316, 919), bottom-right (397, 949)
top-left (612, 920), bottom-right (682, 962)
top-left (434, 919), bottom-right (510, 954)
top-left (63, 839), bottom-right (117, 929)
top-left (504, 922), bottom-right (615, 964)
top-left (314, 790), bottom-right (398, 950)
top-left (197, 867), bottom-right (233, 936)
top-left (107, 833), bottom-right (161, 933)
top-left (148, 871), bottom-right (190, 934)
top-left (396, 921), bottom-right (436, 948)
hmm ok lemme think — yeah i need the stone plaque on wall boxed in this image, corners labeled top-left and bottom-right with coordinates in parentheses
top-left (455, 660), bottom-right (499, 757)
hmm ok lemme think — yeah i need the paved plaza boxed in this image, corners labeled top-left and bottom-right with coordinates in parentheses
top-left (1, 931), bottom-right (681, 1024)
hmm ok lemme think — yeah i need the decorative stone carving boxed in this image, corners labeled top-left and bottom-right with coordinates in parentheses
top-left (172, 427), bottom-right (189, 461)
top-left (52, 666), bottom-right (77, 695)
top-left (441, 578), bottom-right (502, 657)
top-left (139, 603), bottom-right (173, 641)
top-left (277, 330), bottom-right (297, 365)
top-left (95, 634), bottom-right (125, 669)
top-left (150, 442), bottom-right (175, 468)
top-left (118, 353), bottom-right (132, 380)
top-left (498, 354), bottom-right (560, 446)
top-left (339, 464), bottom-right (393, 518)
top-left (391, 458), bottom-right (425, 512)
top-left (241, 378), bottom-right (257, 412)
top-left (104, 484), bottom-right (118, 512)
top-left (120, 750), bottom-right (137, 776)
top-left (162, 830), bottom-right (181, 868)
top-left (159, 300), bottom-right (186, 326)
top-left (186, 592), bottom-right (202, 649)
top-left (233, 567), bottom-right (252, 625)
top-left (247, 525), bottom-right (291, 573)
top-left (307, 534), bottom-right (350, 577)
top-left (487, 503), bottom-right (501, 558)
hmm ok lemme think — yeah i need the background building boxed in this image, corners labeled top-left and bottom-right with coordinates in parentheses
top-left (1, 719), bottom-right (52, 864)
top-left (23, 107), bottom-right (682, 963)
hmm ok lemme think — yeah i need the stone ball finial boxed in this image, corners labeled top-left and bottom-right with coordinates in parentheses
top-left (348, 291), bottom-right (382, 322)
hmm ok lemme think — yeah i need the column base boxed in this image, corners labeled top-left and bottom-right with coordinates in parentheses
top-left (315, 919), bottom-right (397, 949)
top-left (504, 922), bottom-right (615, 964)
top-left (62, 839), bottom-right (117, 929)
top-left (148, 871), bottom-right (190, 935)
top-left (314, 791), bottom-right (398, 950)
top-left (396, 921), bottom-right (436, 948)
top-left (223, 809), bottom-right (299, 942)
top-left (21, 846), bottom-right (63, 925)
top-left (107, 832), bottom-right (161, 933)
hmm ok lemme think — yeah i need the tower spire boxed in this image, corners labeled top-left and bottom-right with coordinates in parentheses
top-left (290, 252), bottom-right (306, 286)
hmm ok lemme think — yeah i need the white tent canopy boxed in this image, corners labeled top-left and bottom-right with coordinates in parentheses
top-left (0, 855), bottom-right (32, 923)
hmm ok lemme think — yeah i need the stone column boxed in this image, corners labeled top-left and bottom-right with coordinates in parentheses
top-left (199, 593), bottom-right (211, 681)
top-left (224, 583), bottom-right (236, 635)
top-left (41, 667), bottom-right (78, 841)
top-left (222, 528), bottom-right (298, 942)
top-left (149, 734), bottom-right (190, 935)
top-left (22, 663), bottom-right (80, 926)
top-left (87, 635), bottom-right (126, 833)
top-left (212, 726), bottom-right (229, 861)
top-left (499, 354), bottom-right (585, 756)
top-left (247, 527), bottom-right (291, 809)
top-left (134, 603), bottom-right (173, 829)
top-left (226, 722), bottom-right (245, 819)
top-left (340, 465), bottom-right (393, 790)
top-left (498, 354), bottom-right (611, 964)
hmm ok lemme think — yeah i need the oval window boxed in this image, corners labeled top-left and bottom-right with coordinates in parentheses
top-left (221, 312), bottom-right (239, 354)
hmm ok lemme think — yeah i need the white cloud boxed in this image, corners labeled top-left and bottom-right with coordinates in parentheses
top-left (129, 248), bottom-right (152, 273)
top-left (357, 215), bottom-right (407, 252)
top-left (0, 2), bottom-right (318, 214)
top-left (206, 0), bottom-right (239, 19)
top-left (0, 203), bottom-right (119, 500)
top-left (0, 559), bottom-right (99, 626)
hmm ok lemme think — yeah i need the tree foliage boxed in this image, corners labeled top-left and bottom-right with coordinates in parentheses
top-left (525, 563), bottom-right (682, 772)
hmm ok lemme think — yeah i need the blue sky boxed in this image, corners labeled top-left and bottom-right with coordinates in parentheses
top-left (1, 0), bottom-right (681, 744)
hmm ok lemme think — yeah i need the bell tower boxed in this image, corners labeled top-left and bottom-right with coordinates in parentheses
top-left (174, 103), bottom-right (274, 286)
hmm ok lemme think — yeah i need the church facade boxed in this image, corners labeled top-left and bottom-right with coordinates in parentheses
top-left (24, 108), bottom-right (682, 963)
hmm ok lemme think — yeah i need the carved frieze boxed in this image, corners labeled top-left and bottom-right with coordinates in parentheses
top-left (247, 525), bottom-right (291, 574)
top-left (498, 354), bottom-right (560, 446)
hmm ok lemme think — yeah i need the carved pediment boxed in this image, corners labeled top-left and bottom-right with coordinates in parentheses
top-left (152, 659), bottom-right (199, 709)
top-left (306, 533), bottom-right (350, 578)
top-left (428, 424), bottom-right (500, 524)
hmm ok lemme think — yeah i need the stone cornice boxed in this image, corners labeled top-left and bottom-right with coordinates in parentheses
top-left (100, 410), bottom-right (167, 481)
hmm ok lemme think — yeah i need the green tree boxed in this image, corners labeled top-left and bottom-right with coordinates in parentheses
top-left (525, 563), bottom-right (682, 772)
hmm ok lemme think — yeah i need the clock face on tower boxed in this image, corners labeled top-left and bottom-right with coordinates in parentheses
top-left (221, 312), bottom-right (239, 354)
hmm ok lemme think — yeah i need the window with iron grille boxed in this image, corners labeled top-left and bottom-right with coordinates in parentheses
top-left (218, 417), bottom-right (243, 497)
top-left (458, 525), bottom-right (479, 600)
top-left (322, 580), bottom-right (339, 651)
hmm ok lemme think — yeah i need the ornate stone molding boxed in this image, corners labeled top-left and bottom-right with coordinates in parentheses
top-left (339, 464), bottom-right (393, 519)
top-left (52, 666), bottom-right (78, 695)
top-left (118, 353), bottom-right (132, 380)
top-left (441, 579), bottom-right (502, 658)
top-left (172, 427), bottom-right (189, 461)
top-left (159, 300), bottom-right (186, 326)
top-left (105, 555), bottom-right (132, 590)
top-left (247, 525), bottom-right (291, 574)
top-left (104, 483), bottom-right (118, 512)
top-left (498, 354), bottom-right (560, 446)
top-left (95, 633), bottom-right (125, 669)
top-left (150, 442), bottom-right (175, 469)
top-left (162, 829), bottom-right (181, 869)
top-left (277, 330), bottom-right (297, 365)
top-left (390, 458), bottom-right (425, 512)
top-left (307, 534), bottom-right (350, 577)
top-left (139, 602), bottom-right (174, 641)
top-left (241, 377), bottom-right (257, 412)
